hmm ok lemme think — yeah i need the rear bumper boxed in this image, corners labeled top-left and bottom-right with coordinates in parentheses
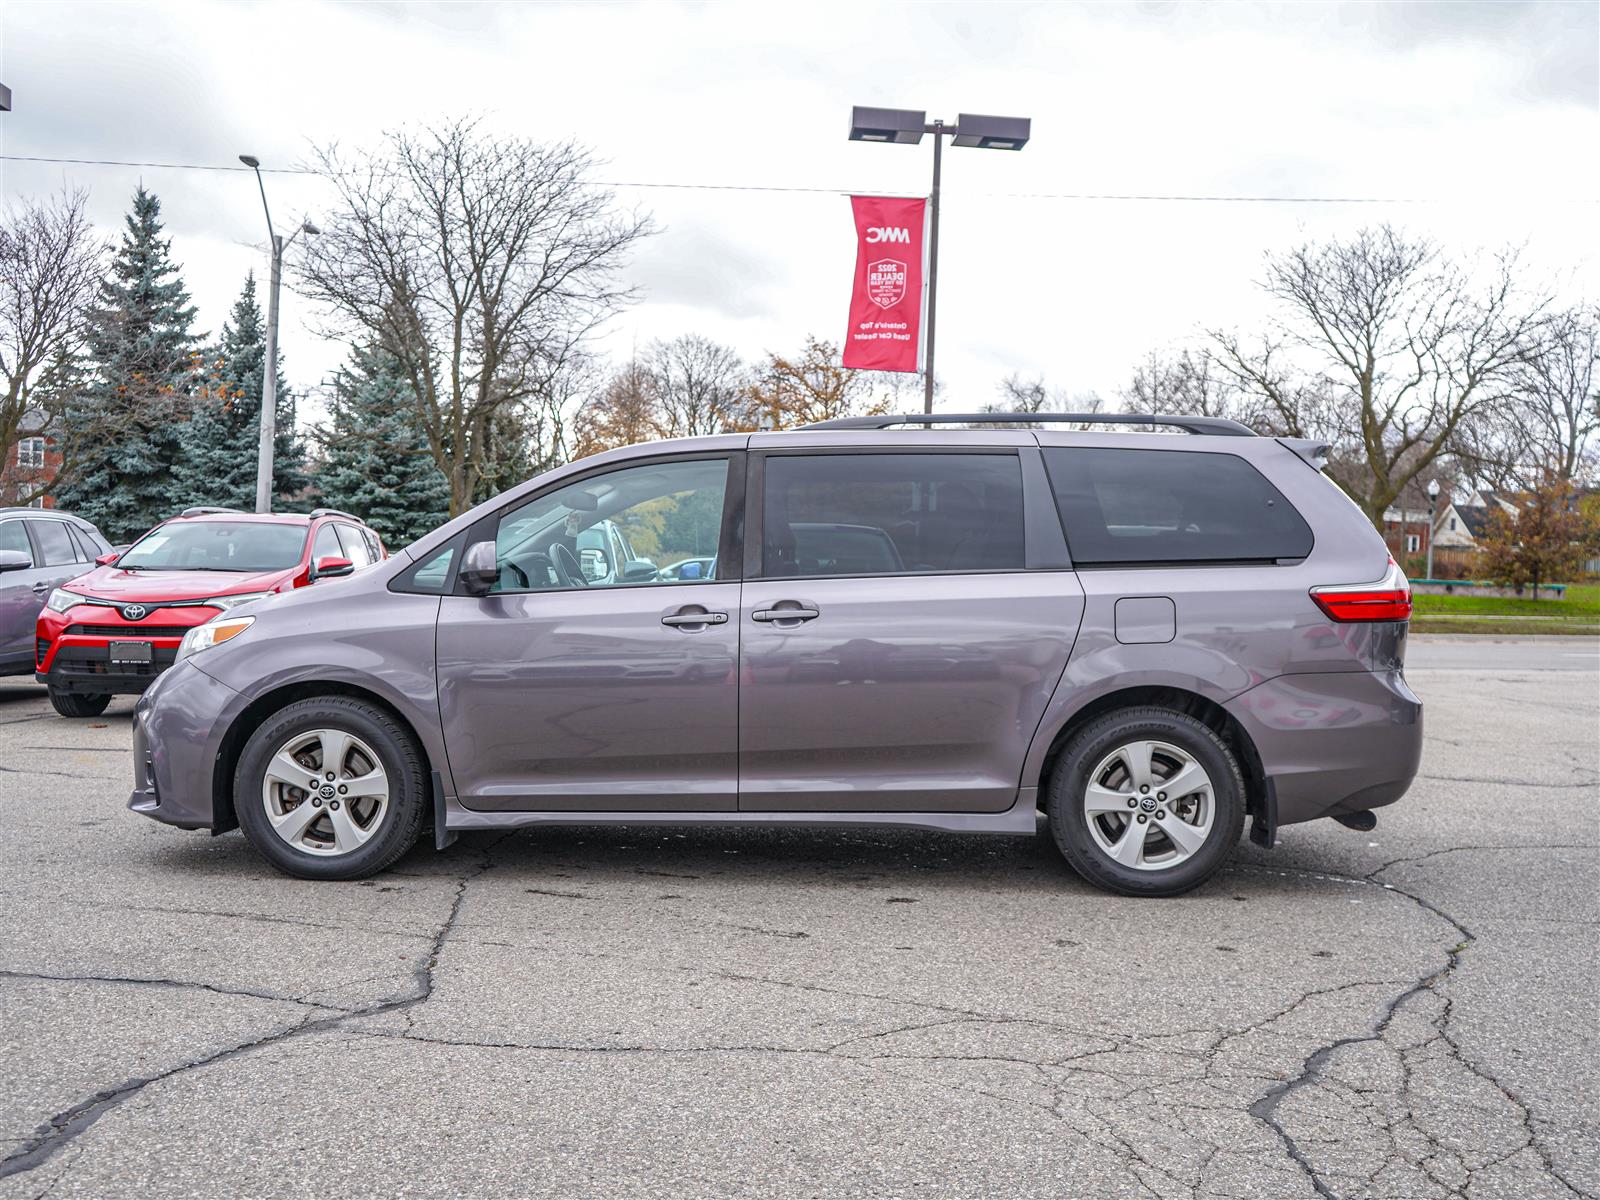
top-left (128, 661), bottom-right (244, 831)
top-left (1224, 668), bottom-right (1423, 826)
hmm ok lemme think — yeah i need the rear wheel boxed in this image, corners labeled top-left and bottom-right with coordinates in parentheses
top-left (1046, 707), bottom-right (1245, 897)
top-left (235, 697), bottom-right (426, 881)
top-left (49, 689), bottom-right (111, 718)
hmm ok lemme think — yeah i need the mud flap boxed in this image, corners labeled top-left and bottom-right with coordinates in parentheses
top-left (1249, 777), bottom-right (1279, 849)
top-left (432, 770), bottom-right (457, 851)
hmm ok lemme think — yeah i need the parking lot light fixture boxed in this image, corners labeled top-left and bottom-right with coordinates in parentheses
top-left (848, 106), bottom-right (1032, 413)
top-left (239, 154), bottom-right (317, 514)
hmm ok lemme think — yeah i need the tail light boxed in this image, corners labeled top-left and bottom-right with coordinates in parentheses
top-left (1311, 558), bottom-right (1412, 623)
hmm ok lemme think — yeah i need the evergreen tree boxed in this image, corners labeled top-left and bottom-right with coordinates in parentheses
top-left (315, 343), bottom-right (450, 546)
top-left (175, 273), bottom-right (306, 510)
top-left (56, 187), bottom-right (201, 540)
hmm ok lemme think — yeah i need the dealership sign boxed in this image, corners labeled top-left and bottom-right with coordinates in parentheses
top-left (843, 195), bottom-right (926, 372)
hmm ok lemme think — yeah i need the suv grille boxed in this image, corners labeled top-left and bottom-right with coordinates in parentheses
top-left (67, 624), bottom-right (193, 638)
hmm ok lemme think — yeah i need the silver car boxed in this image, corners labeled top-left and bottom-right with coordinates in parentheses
top-left (130, 413), bottom-right (1422, 897)
top-left (0, 508), bottom-right (111, 681)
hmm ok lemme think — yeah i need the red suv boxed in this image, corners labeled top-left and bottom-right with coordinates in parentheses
top-left (36, 507), bottom-right (384, 717)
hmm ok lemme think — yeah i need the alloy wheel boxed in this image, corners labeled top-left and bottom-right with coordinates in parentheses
top-left (261, 727), bottom-right (390, 857)
top-left (1081, 739), bottom-right (1215, 871)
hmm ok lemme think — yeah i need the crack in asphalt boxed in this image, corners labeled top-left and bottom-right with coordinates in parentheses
top-left (1244, 850), bottom-right (1597, 1200)
top-left (0, 970), bottom-right (355, 1013)
top-left (0, 837), bottom-right (508, 1185)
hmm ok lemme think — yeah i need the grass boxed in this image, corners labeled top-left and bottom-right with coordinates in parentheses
top-left (1410, 583), bottom-right (1600, 636)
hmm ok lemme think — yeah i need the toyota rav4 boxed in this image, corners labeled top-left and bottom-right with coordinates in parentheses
top-left (38, 507), bottom-right (384, 717)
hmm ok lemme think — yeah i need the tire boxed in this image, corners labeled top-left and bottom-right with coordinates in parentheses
top-left (49, 689), bottom-right (111, 718)
top-left (1046, 706), bottom-right (1245, 898)
top-left (234, 696), bottom-right (427, 881)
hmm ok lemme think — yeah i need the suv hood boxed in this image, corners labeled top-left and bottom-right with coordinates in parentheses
top-left (63, 566), bottom-right (292, 603)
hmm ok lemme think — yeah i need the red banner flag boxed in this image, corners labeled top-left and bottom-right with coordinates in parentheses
top-left (842, 195), bottom-right (927, 372)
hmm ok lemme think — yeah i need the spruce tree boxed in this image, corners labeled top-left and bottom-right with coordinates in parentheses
top-left (56, 187), bottom-right (202, 540)
top-left (315, 343), bottom-right (450, 546)
top-left (175, 273), bottom-right (306, 510)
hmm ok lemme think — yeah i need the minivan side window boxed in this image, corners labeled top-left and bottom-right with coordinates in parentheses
top-left (760, 452), bottom-right (1025, 577)
top-left (1042, 447), bottom-right (1313, 566)
top-left (492, 457), bottom-right (729, 593)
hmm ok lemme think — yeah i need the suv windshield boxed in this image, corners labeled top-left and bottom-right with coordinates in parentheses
top-left (118, 522), bottom-right (308, 572)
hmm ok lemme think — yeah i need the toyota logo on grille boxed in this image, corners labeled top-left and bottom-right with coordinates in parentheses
top-left (120, 604), bottom-right (148, 622)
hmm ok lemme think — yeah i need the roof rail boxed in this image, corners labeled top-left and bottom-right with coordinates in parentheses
top-left (179, 506), bottom-right (248, 518)
top-left (801, 412), bottom-right (1258, 437)
top-left (308, 507), bottom-right (361, 522)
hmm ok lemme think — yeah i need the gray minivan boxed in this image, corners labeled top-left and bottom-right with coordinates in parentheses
top-left (130, 414), bottom-right (1422, 897)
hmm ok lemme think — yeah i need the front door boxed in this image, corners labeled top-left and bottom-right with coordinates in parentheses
top-left (437, 453), bottom-right (743, 812)
top-left (739, 448), bottom-right (1083, 814)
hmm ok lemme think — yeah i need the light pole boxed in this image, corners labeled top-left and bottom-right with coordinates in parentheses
top-left (1425, 478), bottom-right (1440, 580)
top-left (848, 107), bottom-right (1031, 413)
top-left (238, 155), bottom-right (318, 514)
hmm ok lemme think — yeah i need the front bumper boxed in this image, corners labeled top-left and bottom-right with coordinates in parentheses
top-left (1224, 668), bottom-right (1423, 826)
top-left (37, 605), bottom-right (218, 695)
top-left (128, 660), bottom-right (245, 831)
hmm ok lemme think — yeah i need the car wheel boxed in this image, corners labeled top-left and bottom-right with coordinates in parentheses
top-left (49, 689), bottom-right (111, 718)
top-left (1046, 706), bottom-right (1245, 898)
top-left (234, 697), bottom-right (427, 881)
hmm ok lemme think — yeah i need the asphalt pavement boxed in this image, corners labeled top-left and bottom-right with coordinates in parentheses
top-left (0, 635), bottom-right (1595, 1199)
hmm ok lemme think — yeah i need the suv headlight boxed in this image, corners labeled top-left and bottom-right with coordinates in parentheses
top-left (206, 591), bottom-right (269, 612)
top-left (177, 616), bottom-right (255, 662)
top-left (44, 588), bottom-right (85, 613)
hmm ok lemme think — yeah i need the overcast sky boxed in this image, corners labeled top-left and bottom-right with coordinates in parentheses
top-left (2, 0), bottom-right (1595, 423)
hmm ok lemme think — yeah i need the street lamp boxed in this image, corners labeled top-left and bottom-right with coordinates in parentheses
top-left (238, 154), bottom-right (318, 514)
top-left (849, 106), bottom-right (1031, 413)
top-left (1426, 478), bottom-right (1441, 580)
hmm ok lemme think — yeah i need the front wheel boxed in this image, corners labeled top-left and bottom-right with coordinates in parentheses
top-left (1046, 707), bottom-right (1245, 897)
top-left (234, 697), bottom-right (427, 881)
top-left (49, 689), bottom-right (111, 718)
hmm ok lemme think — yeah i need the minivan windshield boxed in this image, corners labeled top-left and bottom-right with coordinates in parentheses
top-left (117, 521), bottom-right (308, 572)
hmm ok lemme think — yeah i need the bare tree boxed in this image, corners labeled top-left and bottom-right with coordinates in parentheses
top-left (1122, 348), bottom-right (1240, 419)
top-left (296, 119), bottom-right (653, 514)
top-left (0, 190), bottom-right (104, 503)
top-left (648, 334), bottom-right (747, 437)
top-left (1509, 306), bottom-right (1598, 483)
top-left (1211, 226), bottom-right (1551, 525)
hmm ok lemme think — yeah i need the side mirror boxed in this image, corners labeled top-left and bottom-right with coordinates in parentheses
top-left (622, 560), bottom-right (658, 582)
top-left (311, 555), bottom-right (355, 581)
top-left (459, 540), bottom-right (500, 596)
top-left (0, 550), bottom-right (31, 573)
top-left (677, 561), bottom-right (703, 581)
top-left (95, 552), bottom-right (120, 566)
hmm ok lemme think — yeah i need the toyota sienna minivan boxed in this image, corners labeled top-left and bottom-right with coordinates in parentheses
top-left (130, 414), bottom-right (1422, 897)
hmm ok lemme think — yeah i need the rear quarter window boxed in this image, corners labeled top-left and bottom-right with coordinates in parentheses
top-left (1042, 447), bottom-right (1313, 566)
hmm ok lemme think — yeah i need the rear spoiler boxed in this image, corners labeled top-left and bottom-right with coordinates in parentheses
top-left (1277, 437), bottom-right (1331, 471)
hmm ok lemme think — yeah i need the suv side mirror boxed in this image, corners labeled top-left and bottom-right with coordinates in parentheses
top-left (621, 560), bottom-right (658, 582)
top-left (95, 552), bottom-right (120, 566)
top-left (459, 540), bottom-right (500, 596)
top-left (0, 550), bottom-right (31, 573)
top-left (311, 555), bottom-right (355, 581)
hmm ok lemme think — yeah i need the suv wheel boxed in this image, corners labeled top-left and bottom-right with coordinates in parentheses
top-left (49, 689), bottom-right (111, 718)
top-left (235, 697), bottom-right (426, 881)
top-left (1046, 707), bottom-right (1245, 897)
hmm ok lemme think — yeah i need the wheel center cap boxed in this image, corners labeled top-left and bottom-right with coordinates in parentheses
top-left (1139, 796), bottom-right (1158, 813)
top-left (319, 785), bottom-right (336, 800)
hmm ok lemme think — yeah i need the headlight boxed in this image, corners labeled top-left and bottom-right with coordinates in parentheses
top-left (206, 591), bottom-right (269, 612)
top-left (176, 616), bottom-right (255, 662)
top-left (45, 588), bottom-right (85, 613)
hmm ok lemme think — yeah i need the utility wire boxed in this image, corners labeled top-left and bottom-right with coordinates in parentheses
top-left (2, 153), bottom-right (1593, 204)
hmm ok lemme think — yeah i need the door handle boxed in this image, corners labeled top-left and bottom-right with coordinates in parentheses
top-left (31, 582), bottom-right (51, 594)
top-left (662, 610), bottom-right (728, 627)
top-left (752, 606), bottom-right (820, 623)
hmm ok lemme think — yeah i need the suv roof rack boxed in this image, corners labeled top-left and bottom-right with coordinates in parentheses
top-left (801, 412), bottom-right (1257, 437)
top-left (178, 506), bottom-right (248, 518)
top-left (308, 507), bottom-right (361, 522)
